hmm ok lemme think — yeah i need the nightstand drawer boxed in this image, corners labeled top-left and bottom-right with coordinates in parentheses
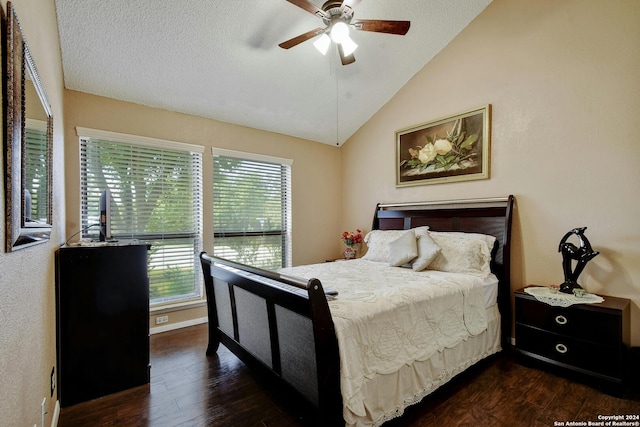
top-left (516, 325), bottom-right (624, 378)
top-left (515, 296), bottom-right (622, 345)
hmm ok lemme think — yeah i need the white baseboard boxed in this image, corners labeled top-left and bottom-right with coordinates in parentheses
top-left (51, 400), bottom-right (60, 427)
top-left (150, 316), bottom-right (208, 335)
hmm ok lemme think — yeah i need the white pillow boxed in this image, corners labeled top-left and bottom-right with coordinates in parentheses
top-left (362, 226), bottom-right (430, 263)
top-left (429, 231), bottom-right (496, 249)
top-left (362, 230), bottom-right (408, 262)
top-left (411, 233), bottom-right (441, 272)
top-left (428, 233), bottom-right (493, 277)
top-left (411, 226), bottom-right (431, 237)
top-left (388, 230), bottom-right (418, 267)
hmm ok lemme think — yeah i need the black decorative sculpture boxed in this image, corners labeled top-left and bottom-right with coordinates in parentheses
top-left (558, 227), bottom-right (599, 294)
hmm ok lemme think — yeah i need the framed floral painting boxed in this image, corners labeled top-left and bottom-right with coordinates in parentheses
top-left (396, 105), bottom-right (491, 187)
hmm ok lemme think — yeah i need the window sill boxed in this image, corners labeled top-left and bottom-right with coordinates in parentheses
top-left (150, 298), bottom-right (207, 314)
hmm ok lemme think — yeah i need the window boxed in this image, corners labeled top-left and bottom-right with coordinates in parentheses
top-left (212, 148), bottom-right (292, 270)
top-left (79, 128), bottom-right (203, 306)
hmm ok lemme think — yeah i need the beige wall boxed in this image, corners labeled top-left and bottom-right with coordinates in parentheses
top-left (341, 0), bottom-right (640, 345)
top-left (0, 1), bottom-right (66, 426)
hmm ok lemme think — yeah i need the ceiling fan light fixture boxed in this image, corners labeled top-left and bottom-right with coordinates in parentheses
top-left (340, 35), bottom-right (358, 56)
top-left (313, 33), bottom-right (331, 55)
top-left (279, 0), bottom-right (411, 66)
top-left (330, 21), bottom-right (349, 43)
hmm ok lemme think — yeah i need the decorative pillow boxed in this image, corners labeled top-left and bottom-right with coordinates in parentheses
top-left (427, 233), bottom-right (493, 277)
top-left (388, 230), bottom-right (418, 267)
top-left (411, 233), bottom-right (441, 272)
top-left (362, 226), bottom-right (429, 263)
top-left (362, 230), bottom-right (408, 262)
top-left (410, 226), bottom-right (431, 238)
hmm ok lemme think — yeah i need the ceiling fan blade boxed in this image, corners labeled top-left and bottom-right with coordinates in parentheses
top-left (279, 27), bottom-right (325, 49)
top-left (284, 0), bottom-right (327, 18)
top-left (352, 19), bottom-right (411, 35)
top-left (338, 44), bottom-right (356, 65)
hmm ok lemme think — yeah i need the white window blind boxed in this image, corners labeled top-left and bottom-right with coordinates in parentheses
top-left (79, 129), bottom-right (203, 306)
top-left (212, 148), bottom-right (292, 270)
top-left (24, 119), bottom-right (49, 224)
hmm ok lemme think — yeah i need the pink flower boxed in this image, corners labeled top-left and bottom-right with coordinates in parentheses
top-left (341, 229), bottom-right (363, 246)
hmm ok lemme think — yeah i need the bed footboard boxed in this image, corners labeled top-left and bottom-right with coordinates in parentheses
top-left (199, 253), bottom-right (342, 425)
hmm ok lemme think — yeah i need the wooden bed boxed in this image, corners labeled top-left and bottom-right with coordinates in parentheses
top-left (200, 195), bottom-right (514, 426)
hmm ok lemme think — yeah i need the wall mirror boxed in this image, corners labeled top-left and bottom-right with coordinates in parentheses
top-left (4, 2), bottom-right (53, 251)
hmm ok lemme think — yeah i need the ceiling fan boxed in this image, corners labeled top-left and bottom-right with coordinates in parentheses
top-left (279, 0), bottom-right (410, 65)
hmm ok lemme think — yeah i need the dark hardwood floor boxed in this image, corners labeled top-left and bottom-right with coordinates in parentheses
top-left (59, 324), bottom-right (639, 426)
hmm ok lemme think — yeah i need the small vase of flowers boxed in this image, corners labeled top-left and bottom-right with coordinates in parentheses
top-left (341, 229), bottom-right (363, 259)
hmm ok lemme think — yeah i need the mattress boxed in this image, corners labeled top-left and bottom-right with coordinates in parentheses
top-left (279, 259), bottom-right (501, 426)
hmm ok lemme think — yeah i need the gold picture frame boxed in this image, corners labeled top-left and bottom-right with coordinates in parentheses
top-left (396, 105), bottom-right (490, 187)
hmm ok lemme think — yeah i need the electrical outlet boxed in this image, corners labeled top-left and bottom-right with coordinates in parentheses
top-left (155, 315), bottom-right (169, 325)
top-left (50, 366), bottom-right (55, 397)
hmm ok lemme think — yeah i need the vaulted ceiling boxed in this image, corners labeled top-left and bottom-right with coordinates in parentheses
top-left (55, 0), bottom-right (491, 146)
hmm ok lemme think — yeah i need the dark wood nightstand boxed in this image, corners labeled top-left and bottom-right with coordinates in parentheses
top-left (514, 287), bottom-right (630, 395)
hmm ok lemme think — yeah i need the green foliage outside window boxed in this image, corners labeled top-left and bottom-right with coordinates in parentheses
top-left (81, 138), bottom-right (202, 305)
top-left (213, 155), bottom-right (289, 270)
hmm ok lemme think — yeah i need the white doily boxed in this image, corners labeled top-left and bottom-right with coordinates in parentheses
top-left (524, 286), bottom-right (604, 307)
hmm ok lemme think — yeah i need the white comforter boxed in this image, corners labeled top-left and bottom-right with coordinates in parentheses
top-left (279, 259), bottom-right (489, 424)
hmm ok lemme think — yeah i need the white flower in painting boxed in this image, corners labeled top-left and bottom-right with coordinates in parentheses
top-left (434, 139), bottom-right (453, 155)
top-left (418, 143), bottom-right (437, 164)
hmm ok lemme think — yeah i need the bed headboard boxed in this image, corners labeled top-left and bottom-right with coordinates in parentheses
top-left (372, 195), bottom-right (515, 347)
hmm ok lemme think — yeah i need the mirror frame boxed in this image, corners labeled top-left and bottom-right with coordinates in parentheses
top-left (4, 2), bottom-right (53, 251)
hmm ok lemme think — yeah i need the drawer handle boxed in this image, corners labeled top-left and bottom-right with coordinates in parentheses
top-left (555, 315), bottom-right (568, 325)
top-left (555, 343), bottom-right (568, 354)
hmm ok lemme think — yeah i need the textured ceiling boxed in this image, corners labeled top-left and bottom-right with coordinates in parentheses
top-left (54, 0), bottom-right (491, 146)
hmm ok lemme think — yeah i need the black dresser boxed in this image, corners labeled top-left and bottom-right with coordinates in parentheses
top-left (515, 287), bottom-right (630, 395)
top-left (55, 244), bottom-right (150, 407)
